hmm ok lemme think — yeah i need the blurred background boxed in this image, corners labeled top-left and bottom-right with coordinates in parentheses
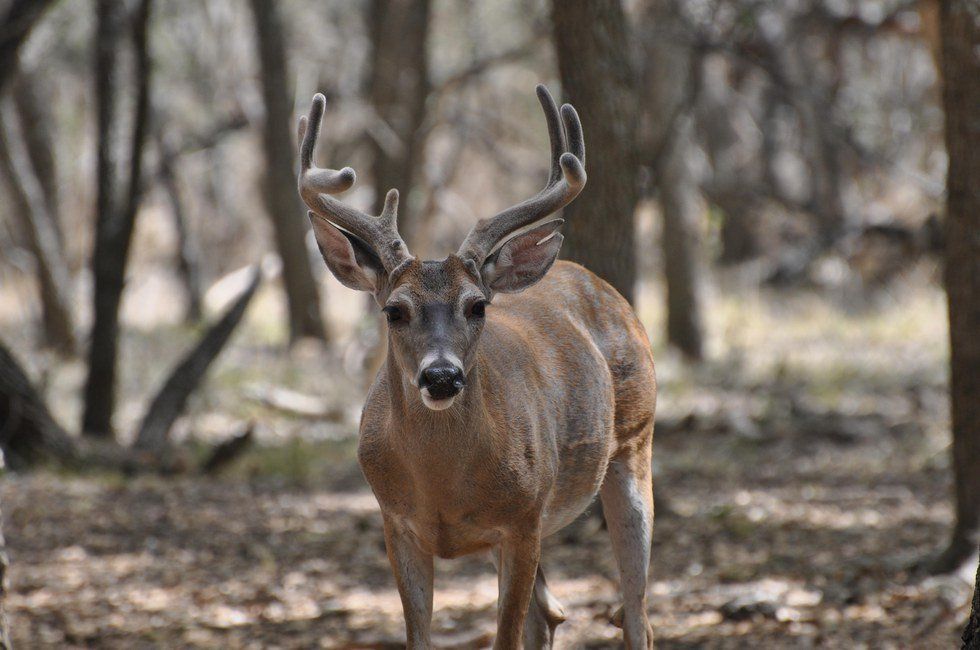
top-left (1, 0), bottom-right (978, 647)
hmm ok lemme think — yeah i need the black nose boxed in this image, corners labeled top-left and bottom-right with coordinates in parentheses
top-left (419, 363), bottom-right (465, 399)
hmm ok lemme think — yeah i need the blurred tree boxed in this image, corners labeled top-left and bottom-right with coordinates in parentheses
top-left (248, 0), bottom-right (327, 344)
top-left (967, 553), bottom-right (980, 648)
top-left (0, 0), bottom-right (55, 90)
top-left (0, 99), bottom-right (75, 354)
top-left (0, 4), bottom-right (57, 632)
top-left (697, 56), bottom-right (763, 265)
top-left (12, 70), bottom-right (61, 246)
top-left (82, 0), bottom-right (153, 438)
top-left (0, 340), bottom-right (76, 467)
top-left (935, 0), bottom-right (980, 573)
top-left (551, 0), bottom-right (639, 304)
top-left (640, 0), bottom-right (705, 360)
top-left (0, 495), bottom-right (6, 650)
top-left (366, 0), bottom-right (430, 245)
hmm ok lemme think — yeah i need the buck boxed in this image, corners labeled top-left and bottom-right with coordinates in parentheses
top-left (297, 85), bottom-right (657, 649)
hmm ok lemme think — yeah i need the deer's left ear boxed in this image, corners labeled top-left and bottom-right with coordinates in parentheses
top-left (309, 212), bottom-right (384, 292)
top-left (481, 219), bottom-right (563, 294)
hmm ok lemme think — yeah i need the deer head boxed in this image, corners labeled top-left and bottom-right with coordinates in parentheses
top-left (298, 85), bottom-right (586, 410)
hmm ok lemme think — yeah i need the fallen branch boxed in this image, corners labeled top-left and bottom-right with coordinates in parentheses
top-left (133, 266), bottom-right (261, 453)
top-left (201, 423), bottom-right (254, 475)
top-left (244, 384), bottom-right (344, 421)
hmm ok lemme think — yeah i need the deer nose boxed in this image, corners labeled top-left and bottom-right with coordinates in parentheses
top-left (418, 362), bottom-right (465, 399)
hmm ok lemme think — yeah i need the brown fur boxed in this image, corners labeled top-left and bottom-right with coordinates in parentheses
top-left (358, 259), bottom-right (656, 648)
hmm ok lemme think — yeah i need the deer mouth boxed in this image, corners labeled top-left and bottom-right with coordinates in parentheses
top-left (420, 387), bottom-right (459, 410)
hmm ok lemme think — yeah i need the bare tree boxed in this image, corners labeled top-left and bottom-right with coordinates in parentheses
top-left (551, 0), bottom-right (639, 304)
top-left (248, 0), bottom-right (327, 343)
top-left (366, 0), bottom-right (431, 245)
top-left (0, 0), bottom-right (56, 91)
top-left (0, 100), bottom-right (75, 354)
top-left (0, 267), bottom-right (261, 472)
top-left (12, 69), bottom-right (62, 245)
top-left (966, 552), bottom-right (980, 649)
top-left (933, 0), bottom-right (980, 573)
top-left (82, 0), bottom-right (153, 437)
top-left (641, 0), bottom-right (706, 360)
top-left (0, 6), bottom-right (58, 637)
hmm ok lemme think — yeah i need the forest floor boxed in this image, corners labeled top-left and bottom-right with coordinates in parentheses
top-left (1, 269), bottom-right (976, 648)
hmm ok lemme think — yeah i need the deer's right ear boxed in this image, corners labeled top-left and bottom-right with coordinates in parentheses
top-left (481, 219), bottom-right (564, 294)
top-left (309, 212), bottom-right (383, 292)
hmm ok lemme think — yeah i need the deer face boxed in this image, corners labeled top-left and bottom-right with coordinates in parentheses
top-left (381, 257), bottom-right (486, 409)
top-left (311, 218), bottom-right (567, 410)
top-left (297, 85), bottom-right (585, 411)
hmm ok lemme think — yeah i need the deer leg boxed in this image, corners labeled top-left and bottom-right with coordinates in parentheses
top-left (600, 446), bottom-right (654, 649)
top-left (382, 516), bottom-right (434, 649)
top-left (521, 565), bottom-right (566, 649)
top-left (493, 531), bottom-right (541, 650)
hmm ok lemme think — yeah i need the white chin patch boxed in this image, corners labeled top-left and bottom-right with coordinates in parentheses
top-left (421, 388), bottom-right (456, 411)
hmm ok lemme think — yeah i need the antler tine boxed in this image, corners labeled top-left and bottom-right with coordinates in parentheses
top-left (458, 85), bottom-right (586, 265)
top-left (298, 93), bottom-right (410, 271)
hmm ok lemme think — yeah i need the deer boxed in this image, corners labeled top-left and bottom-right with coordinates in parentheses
top-left (297, 85), bottom-right (657, 649)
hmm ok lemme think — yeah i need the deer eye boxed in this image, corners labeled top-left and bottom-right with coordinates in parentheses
top-left (467, 300), bottom-right (487, 319)
top-left (383, 305), bottom-right (406, 324)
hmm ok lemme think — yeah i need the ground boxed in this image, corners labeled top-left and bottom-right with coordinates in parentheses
top-left (1, 267), bottom-right (975, 648)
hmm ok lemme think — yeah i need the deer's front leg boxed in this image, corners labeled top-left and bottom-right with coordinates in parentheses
top-left (494, 530), bottom-right (541, 649)
top-left (382, 516), bottom-right (434, 649)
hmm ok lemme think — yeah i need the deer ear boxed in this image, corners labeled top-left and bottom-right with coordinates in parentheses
top-left (481, 219), bottom-right (564, 294)
top-left (309, 212), bottom-right (383, 292)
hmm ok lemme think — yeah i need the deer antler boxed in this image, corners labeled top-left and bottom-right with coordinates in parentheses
top-left (298, 93), bottom-right (412, 272)
top-left (457, 84), bottom-right (586, 265)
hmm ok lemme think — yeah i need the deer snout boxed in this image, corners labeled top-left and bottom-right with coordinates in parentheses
top-left (418, 362), bottom-right (465, 401)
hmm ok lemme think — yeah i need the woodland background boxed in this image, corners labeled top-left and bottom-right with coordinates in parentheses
top-left (1, 0), bottom-right (979, 647)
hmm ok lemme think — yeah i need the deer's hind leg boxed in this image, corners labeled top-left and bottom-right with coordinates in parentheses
top-left (600, 428), bottom-right (654, 649)
top-left (522, 566), bottom-right (566, 649)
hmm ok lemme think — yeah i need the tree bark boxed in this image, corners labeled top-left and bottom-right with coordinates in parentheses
top-left (366, 0), bottom-right (431, 246)
top-left (697, 56), bottom-right (762, 265)
top-left (248, 0), bottom-right (327, 344)
top-left (934, 0), bottom-right (980, 573)
top-left (0, 339), bottom-right (77, 469)
top-left (551, 0), bottom-right (639, 304)
top-left (0, 488), bottom-right (7, 650)
top-left (966, 545), bottom-right (980, 649)
top-left (82, 0), bottom-right (153, 437)
top-left (0, 102), bottom-right (76, 355)
top-left (641, 0), bottom-right (705, 359)
top-left (12, 68), bottom-right (62, 247)
top-left (0, 0), bottom-right (56, 92)
top-left (157, 134), bottom-right (203, 323)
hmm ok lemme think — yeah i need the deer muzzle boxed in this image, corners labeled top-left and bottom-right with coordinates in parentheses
top-left (418, 361), bottom-right (465, 408)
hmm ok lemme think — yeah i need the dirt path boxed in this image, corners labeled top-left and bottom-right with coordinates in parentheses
top-left (3, 414), bottom-right (972, 648)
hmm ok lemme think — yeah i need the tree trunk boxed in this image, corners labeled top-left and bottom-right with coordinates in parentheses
top-left (0, 339), bottom-right (77, 468)
top-left (551, 0), bottom-right (639, 304)
top-left (0, 490), bottom-right (7, 650)
top-left (157, 136), bottom-right (203, 323)
top-left (966, 545), bottom-right (980, 649)
top-left (366, 0), bottom-right (430, 247)
top-left (641, 0), bottom-right (705, 359)
top-left (934, 0), bottom-right (980, 573)
top-left (697, 56), bottom-right (762, 265)
top-left (0, 0), bottom-right (56, 92)
top-left (12, 69), bottom-right (62, 247)
top-left (658, 117), bottom-right (705, 360)
top-left (0, 102), bottom-right (76, 355)
top-left (248, 0), bottom-right (327, 344)
top-left (82, 0), bottom-right (152, 437)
